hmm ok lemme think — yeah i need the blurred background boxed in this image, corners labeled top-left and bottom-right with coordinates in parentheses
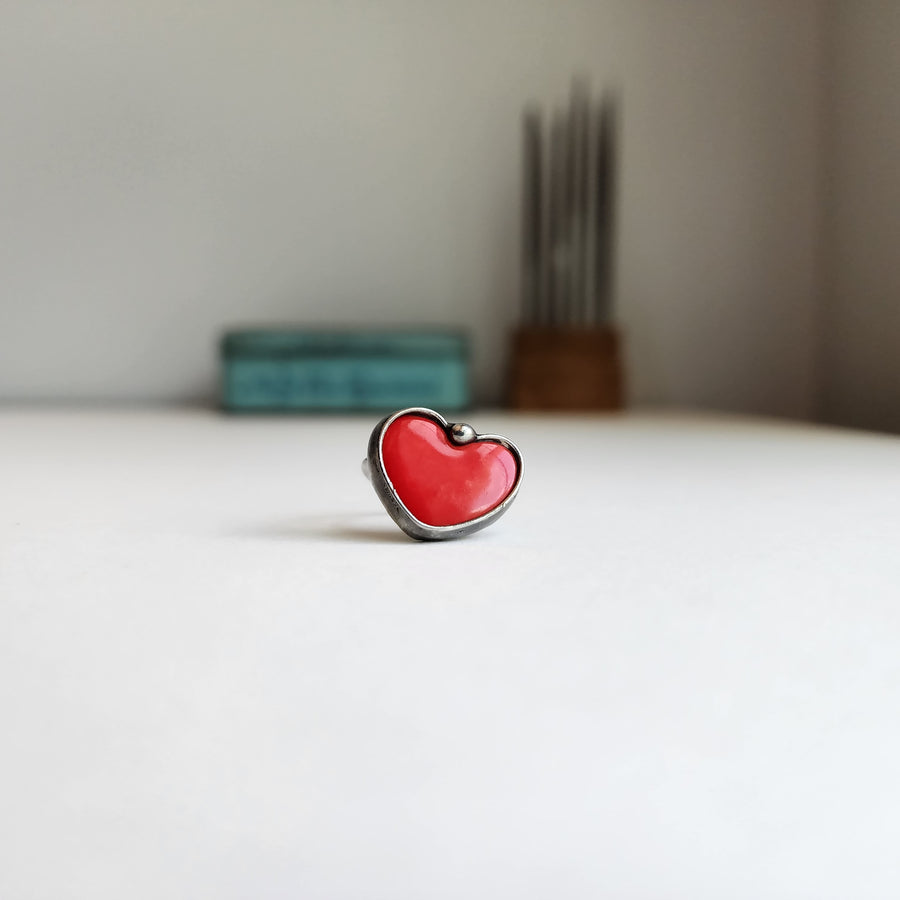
top-left (1, 0), bottom-right (898, 432)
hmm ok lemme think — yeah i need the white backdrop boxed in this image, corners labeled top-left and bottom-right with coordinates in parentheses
top-left (0, 1), bottom-right (822, 414)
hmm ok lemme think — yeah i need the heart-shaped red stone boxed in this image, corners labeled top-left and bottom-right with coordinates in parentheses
top-left (381, 415), bottom-right (518, 527)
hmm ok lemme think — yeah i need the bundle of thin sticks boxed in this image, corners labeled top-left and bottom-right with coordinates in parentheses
top-left (520, 81), bottom-right (618, 329)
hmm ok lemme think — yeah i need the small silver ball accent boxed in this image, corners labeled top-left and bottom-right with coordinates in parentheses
top-left (449, 422), bottom-right (477, 444)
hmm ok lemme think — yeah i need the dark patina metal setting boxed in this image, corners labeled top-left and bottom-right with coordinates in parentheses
top-left (363, 407), bottom-right (524, 542)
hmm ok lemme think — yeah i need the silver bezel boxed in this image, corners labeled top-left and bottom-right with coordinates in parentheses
top-left (366, 407), bottom-right (524, 541)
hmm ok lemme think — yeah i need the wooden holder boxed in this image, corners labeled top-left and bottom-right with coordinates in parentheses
top-left (509, 326), bottom-right (624, 411)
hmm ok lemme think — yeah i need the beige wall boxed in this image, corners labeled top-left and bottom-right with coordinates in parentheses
top-left (820, 1), bottom-right (900, 432)
top-left (0, 1), bottom-right (823, 412)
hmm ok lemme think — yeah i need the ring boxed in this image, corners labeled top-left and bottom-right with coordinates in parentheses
top-left (363, 407), bottom-right (524, 541)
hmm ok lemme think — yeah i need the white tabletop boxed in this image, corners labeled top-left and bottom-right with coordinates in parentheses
top-left (2, 409), bottom-right (900, 899)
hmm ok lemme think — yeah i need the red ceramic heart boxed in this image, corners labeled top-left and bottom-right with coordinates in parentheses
top-left (381, 414), bottom-right (518, 527)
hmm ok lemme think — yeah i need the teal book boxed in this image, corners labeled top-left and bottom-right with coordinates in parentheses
top-left (221, 329), bottom-right (470, 412)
